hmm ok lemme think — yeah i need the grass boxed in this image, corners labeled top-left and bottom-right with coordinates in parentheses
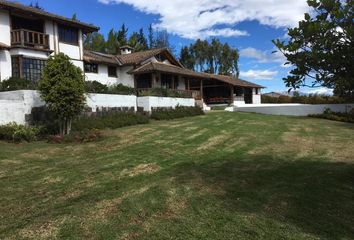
top-left (1, 112), bottom-right (354, 239)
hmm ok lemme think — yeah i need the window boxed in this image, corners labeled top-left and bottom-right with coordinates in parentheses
top-left (23, 58), bottom-right (46, 82)
top-left (11, 56), bottom-right (46, 82)
top-left (255, 88), bottom-right (259, 95)
top-left (11, 57), bottom-right (20, 78)
top-left (108, 66), bottom-right (117, 77)
top-left (84, 62), bottom-right (98, 73)
top-left (58, 25), bottom-right (78, 45)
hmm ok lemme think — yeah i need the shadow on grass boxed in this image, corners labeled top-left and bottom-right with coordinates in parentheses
top-left (171, 153), bottom-right (354, 239)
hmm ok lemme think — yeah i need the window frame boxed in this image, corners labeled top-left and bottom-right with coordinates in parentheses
top-left (11, 56), bottom-right (47, 83)
top-left (84, 62), bottom-right (98, 74)
top-left (58, 24), bottom-right (79, 46)
top-left (108, 66), bottom-right (117, 78)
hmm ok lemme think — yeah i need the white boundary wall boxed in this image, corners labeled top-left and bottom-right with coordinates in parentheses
top-left (0, 91), bottom-right (137, 125)
top-left (86, 93), bottom-right (137, 112)
top-left (234, 103), bottom-right (354, 116)
top-left (137, 96), bottom-right (195, 112)
top-left (0, 91), bottom-right (197, 125)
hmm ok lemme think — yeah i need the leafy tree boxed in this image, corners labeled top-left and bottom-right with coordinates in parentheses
top-left (106, 29), bottom-right (118, 54)
top-left (137, 28), bottom-right (148, 51)
top-left (273, 0), bottom-right (353, 98)
top-left (148, 24), bottom-right (155, 49)
top-left (72, 13), bottom-right (77, 21)
top-left (179, 46), bottom-right (195, 70)
top-left (38, 53), bottom-right (86, 135)
top-left (117, 24), bottom-right (129, 47)
top-left (84, 32), bottom-right (106, 53)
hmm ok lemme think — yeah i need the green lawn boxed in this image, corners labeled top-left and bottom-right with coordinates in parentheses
top-left (1, 112), bottom-right (354, 240)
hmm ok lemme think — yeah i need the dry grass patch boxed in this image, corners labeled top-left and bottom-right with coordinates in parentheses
top-left (18, 218), bottom-right (66, 240)
top-left (121, 163), bottom-right (161, 178)
top-left (197, 131), bottom-right (231, 151)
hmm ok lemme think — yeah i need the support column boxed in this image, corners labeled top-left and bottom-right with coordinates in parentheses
top-left (151, 73), bottom-right (157, 88)
top-left (200, 79), bottom-right (204, 100)
top-left (230, 85), bottom-right (234, 104)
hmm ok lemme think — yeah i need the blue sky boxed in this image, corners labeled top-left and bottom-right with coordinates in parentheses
top-left (17, 0), bottom-right (332, 94)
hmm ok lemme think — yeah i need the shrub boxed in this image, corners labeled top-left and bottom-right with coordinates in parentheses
top-left (0, 77), bottom-right (37, 91)
top-left (85, 81), bottom-right (108, 94)
top-left (309, 108), bottom-right (354, 123)
top-left (72, 112), bottom-right (149, 131)
top-left (108, 84), bottom-right (136, 95)
top-left (0, 123), bottom-right (40, 142)
top-left (48, 129), bottom-right (103, 144)
top-left (262, 94), bottom-right (351, 104)
top-left (150, 106), bottom-right (204, 120)
top-left (139, 88), bottom-right (191, 98)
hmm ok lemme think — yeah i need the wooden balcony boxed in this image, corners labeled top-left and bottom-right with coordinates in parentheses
top-left (11, 29), bottom-right (49, 50)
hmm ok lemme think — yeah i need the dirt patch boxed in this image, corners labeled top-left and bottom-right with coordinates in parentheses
top-left (164, 189), bottom-right (187, 218)
top-left (18, 218), bottom-right (65, 239)
top-left (186, 129), bottom-right (208, 140)
top-left (92, 186), bottom-right (151, 221)
top-left (42, 176), bottom-right (63, 185)
top-left (121, 163), bottom-right (161, 178)
top-left (197, 131), bottom-right (231, 151)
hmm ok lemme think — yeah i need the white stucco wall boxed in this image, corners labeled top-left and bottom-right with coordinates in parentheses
top-left (9, 48), bottom-right (49, 59)
top-left (0, 50), bottom-right (12, 81)
top-left (0, 90), bottom-right (137, 125)
top-left (85, 65), bottom-right (135, 87)
top-left (0, 10), bottom-right (10, 46)
top-left (58, 42), bottom-right (81, 60)
top-left (86, 93), bottom-right (137, 112)
top-left (252, 94), bottom-right (261, 104)
top-left (137, 96), bottom-right (195, 112)
top-left (117, 66), bottom-right (135, 87)
top-left (234, 104), bottom-right (354, 116)
top-left (0, 90), bottom-right (44, 125)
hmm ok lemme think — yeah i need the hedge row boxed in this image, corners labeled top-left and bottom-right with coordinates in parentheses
top-left (150, 106), bottom-right (204, 120)
top-left (309, 108), bottom-right (354, 123)
top-left (261, 94), bottom-right (353, 104)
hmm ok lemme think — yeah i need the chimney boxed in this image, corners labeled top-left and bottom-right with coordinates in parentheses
top-left (120, 45), bottom-right (134, 55)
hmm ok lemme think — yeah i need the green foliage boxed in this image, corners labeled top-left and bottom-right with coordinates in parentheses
top-left (273, 0), bottom-right (353, 98)
top-left (150, 106), bottom-right (204, 120)
top-left (72, 113), bottom-right (149, 131)
top-left (0, 77), bottom-right (37, 91)
top-left (38, 53), bottom-right (86, 135)
top-left (85, 81), bottom-right (108, 94)
top-left (309, 108), bottom-right (354, 123)
top-left (84, 32), bottom-right (106, 53)
top-left (0, 123), bottom-right (39, 142)
top-left (85, 81), bottom-right (135, 95)
top-left (139, 88), bottom-right (190, 98)
top-left (107, 84), bottom-right (136, 95)
top-left (261, 94), bottom-right (350, 104)
top-left (48, 129), bottom-right (103, 144)
top-left (180, 38), bottom-right (239, 77)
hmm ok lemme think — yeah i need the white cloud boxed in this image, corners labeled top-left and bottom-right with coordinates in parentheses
top-left (300, 87), bottom-right (334, 96)
top-left (98, 0), bottom-right (309, 39)
top-left (240, 69), bottom-right (278, 80)
top-left (240, 47), bottom-right (286, 64)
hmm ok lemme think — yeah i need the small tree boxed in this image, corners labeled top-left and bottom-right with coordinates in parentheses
top-left (39, 53), bottom-right (86, 135)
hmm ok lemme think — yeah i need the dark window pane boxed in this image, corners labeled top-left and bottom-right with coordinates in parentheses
top-left (22, 58), bottom-right (46, 82)
top-left (58, 25), bottom-right (78, 45)
top-left (11, 57), bottom-right (20, 78)
top-left (108, 66), bottom-right (117, 77)
top-left (84, 62), bottom-right (98, 73)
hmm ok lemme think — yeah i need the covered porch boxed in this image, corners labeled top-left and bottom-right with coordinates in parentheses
top-left (130, 62), bottom-right (264, 104)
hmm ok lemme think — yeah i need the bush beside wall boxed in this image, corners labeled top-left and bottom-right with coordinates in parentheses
top-left (0, 77), bottom-right (37, 92)
top-left (85, 81), bottom-right (135, 95)
top-left (261, 94), bottom-right (352, 104)
top-left (0, 123), bottom-right (40, 142)
top-left (151, 106), bottom-right (204, 120)
top-left (72, 112), bottom-right (149, 131)
top-left (309, 108), bottom-right (354, 123)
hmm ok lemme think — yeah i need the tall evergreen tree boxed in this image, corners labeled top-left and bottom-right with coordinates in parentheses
top-left (117, 24), bottom-right (129, 47)
top-left (106, 29), bottom-right (118, 54)
top-left (180, 46), bottom-right (195, 70)
top-left (148, 24), bottom-right (155, 49)
top-left (84, 32), bottom-right (106, 53)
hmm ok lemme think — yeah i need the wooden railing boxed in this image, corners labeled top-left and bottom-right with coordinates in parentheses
top-left (136, 88), bottom-right (201, 99)
top-left (11, 29), bottom-right (49, 49)
top-left (234, 96), bottom-right (245, 102)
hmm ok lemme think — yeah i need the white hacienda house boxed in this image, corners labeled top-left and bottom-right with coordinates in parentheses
top-left (0, 0), bottom-right (265, 124)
